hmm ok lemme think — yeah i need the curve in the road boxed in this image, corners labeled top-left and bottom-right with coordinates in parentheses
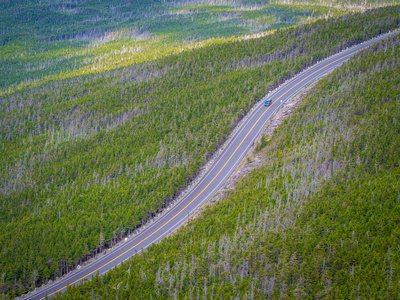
top-left (23, 30), bottom-right (398, 300)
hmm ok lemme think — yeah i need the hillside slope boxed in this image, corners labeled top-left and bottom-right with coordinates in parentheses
top-left (1, 4), bottom-right (400, 299)
top-left (0, 0), bottom-right (346, 87)
top-left (56, 33), bottom-right (400, 299)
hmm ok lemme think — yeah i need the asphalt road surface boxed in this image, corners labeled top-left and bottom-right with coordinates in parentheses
top-left (23, 30), bottom-right (398, 300)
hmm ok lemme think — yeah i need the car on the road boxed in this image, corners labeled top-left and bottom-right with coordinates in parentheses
top-left (264, 99), bottom-right (272, 107)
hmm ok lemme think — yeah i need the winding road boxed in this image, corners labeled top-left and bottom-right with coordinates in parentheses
top-left (23, 30), bottom-right (398, 300)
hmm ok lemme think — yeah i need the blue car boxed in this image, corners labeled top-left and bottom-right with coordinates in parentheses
top-left (264, 99), bottom-right (272, 107)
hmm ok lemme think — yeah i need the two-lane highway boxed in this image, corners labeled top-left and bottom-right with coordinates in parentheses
top-left (23, 30), bottom-right (398, 300)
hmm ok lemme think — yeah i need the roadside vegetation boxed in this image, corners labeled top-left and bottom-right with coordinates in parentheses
top-left (1, 1), bottom-right (400, 298)
top-left (56, 32), bottom-right (400, 300)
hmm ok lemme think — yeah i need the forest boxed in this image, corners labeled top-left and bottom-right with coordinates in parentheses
top-left (1, 0), bottom-right (400, 299)
top-left (0, 0), bottom-right (347, 87)
top-left (55, 31), bottom-right (400, 300)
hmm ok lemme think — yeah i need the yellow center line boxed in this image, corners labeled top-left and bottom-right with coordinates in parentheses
top-left (40, 47), bottom-right (361, 300)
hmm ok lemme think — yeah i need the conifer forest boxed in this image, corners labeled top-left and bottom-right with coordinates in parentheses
top-left (1, 0), bottom-right (400, 299)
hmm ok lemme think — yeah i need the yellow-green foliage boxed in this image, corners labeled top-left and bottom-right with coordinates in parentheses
top-left (1, 0), bottom-right (344, 88)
